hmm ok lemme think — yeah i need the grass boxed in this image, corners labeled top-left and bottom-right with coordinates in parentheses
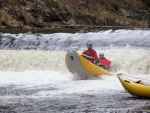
top-left (20, 11), bottom-right (33, 25)
top-left (0, 9), bottom-right (21, 28)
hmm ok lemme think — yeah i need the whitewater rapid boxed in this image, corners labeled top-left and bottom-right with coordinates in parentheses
top-left (0, 29), bottom-right (150, 112)
top-left (0, 48), bottom-right (149, 75)
top-left (0, 29), bottom-right (150, 84)
top-left (1, 29), bottom-right (150, 50)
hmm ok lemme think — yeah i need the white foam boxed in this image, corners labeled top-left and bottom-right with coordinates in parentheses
top-left (0, 47), bottom-right (149, 75)
top-left (0, 30), bottom-right (150, 97)
top-left (0, 71), bottom-right (72, 86)
top-left (0, 50), bottom-right (68, 72)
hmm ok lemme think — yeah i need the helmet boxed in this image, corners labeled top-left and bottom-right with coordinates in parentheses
top-left (87, 41), bottom-right (93, 46)
top-left (99, 52), bottom-right (104, 55)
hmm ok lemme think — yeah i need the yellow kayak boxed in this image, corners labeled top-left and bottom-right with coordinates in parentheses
top-left (118, 74), bottom-right (150, 98)
top-left (65, 51), bottom-right (112, 79)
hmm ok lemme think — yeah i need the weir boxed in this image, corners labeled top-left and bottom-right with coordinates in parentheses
top-left (0, 30), bottom-right (150, 50)
top-left (0, 49), bottom-right (149, 75)
top-left (0, 30), bottom-right (150, 74)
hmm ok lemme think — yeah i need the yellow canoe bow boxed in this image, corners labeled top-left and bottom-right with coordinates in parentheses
top-left (65, 51), bottom-right (112, 79)
top-left (118, 74), bottom-right (150, 98)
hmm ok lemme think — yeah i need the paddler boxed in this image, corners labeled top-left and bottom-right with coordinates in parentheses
top-left (81, 41), bottom-right (98, 63)
top-left (94, 52), bottom-right (111, 69)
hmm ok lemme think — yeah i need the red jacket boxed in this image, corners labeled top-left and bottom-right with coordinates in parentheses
top-left (82, 49), bottom-right (98, 63)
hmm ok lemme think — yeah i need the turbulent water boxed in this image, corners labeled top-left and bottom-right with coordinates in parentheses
top-left (0, 29), bottom-right (150, 74)
top-left (0, 29), bottom-right (150, 50)
top-left (0, 29), bottom-right (150, 112)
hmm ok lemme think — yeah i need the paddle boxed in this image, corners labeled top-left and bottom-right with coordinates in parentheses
top-left (100, 59), bottom-right (111, 67)
top-left (81, 54), bottom-right (93, 59)
top-left (82, 54), bottom-right (111, 66)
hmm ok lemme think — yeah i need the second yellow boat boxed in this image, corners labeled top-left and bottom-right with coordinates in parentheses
top-left (118, 74), bottom-right (150, 98)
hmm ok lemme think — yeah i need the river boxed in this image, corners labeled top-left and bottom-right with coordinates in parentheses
top-left (0, 29), bottom-right (150, 112)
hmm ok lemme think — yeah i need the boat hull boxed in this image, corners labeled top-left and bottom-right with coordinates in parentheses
top-left (118, 74), bottom-right (150, 98)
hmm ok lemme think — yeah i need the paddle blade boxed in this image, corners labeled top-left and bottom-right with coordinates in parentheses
top-left (100, 59), bottom-right (111, 66)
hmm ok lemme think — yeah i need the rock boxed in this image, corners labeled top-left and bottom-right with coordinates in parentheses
top-left (68, 19), bottom-right (76, 25)
top-left (32, 23), bottom-right (44, 28)
top-left (24, 25), bottom-right (33, 29)
top-left (120, 8), bottom-right (130, 17)
top-left (110, 3), bottom-right (119, 11)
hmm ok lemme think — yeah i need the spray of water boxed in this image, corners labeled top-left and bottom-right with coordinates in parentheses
top-left (0, 48), bottom-right (149, 75)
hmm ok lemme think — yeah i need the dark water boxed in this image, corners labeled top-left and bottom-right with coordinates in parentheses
top-left (0, 84), bottom-right (149, 113)
top-left (1, 27), bottom-right (149, 34)
top-left (0, 28), bottom-right (80, 34)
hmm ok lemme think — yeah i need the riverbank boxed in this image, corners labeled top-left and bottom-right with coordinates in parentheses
top-left (1, 0), bottom-right (150, 30)
top-left (1, 26), bottom-right (149, 34)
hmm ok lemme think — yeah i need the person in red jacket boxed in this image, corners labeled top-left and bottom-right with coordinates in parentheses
top-left (81, 41), bottom-right (98, 63)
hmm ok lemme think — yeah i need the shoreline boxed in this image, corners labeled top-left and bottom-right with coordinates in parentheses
top-left (0, 25), bottom-right (150, 34)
